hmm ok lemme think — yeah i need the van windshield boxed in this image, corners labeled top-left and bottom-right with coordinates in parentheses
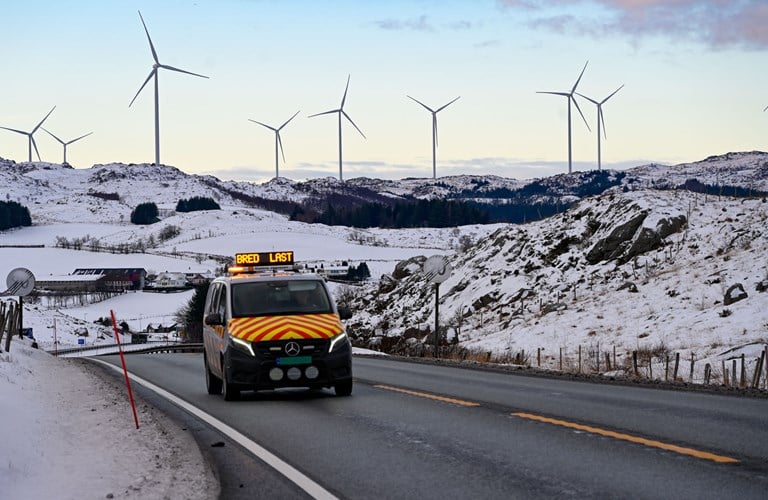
top-left (231, 280), bottom-right (332, 317)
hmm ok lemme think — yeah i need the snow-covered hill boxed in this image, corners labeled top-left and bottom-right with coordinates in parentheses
top-left (345, 186), bottom-right (768, 383)
top-left (2, 152), bottom-right (768, 385)
top-left (5, 151), bottom-right (767, 225)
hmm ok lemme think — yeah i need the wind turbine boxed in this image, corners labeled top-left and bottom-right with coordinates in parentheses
top-left (42, 128), bottom-right (94, 165)
top-left (576, 84), bottom-right (624, 171)
top-left (129, 10), bottom-right (209, 166)
top-left (248, 110), bottom-right (300, 179)
top-left (309, 75), bottom-right (365, 181)
top-left (537, 61), bottom-right (591, 174)
top-left (0, 106), bottom-right (56, 162)
top-left (407, 95), bottom-right (460, 179)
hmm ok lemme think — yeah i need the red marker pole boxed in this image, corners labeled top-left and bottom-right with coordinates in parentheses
top-left (110, 309), bottom-right (140, 429)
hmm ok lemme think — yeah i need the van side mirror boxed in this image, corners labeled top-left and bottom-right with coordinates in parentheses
top-left (204, 312), bottom-right (223, 326)
top-left (337, 306), bottom-right (352, 320)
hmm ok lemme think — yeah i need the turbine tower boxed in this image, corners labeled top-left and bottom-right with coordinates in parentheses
top-left (129, 10), bottom-right (208, 166)
top-left (0, 106), bottom-right (56, 162)
top-left (42, 128), bottom-right (93, 165)
top-left (407, 95), bottom-right (460, 179)
top-left (577, 84), bottom-right (624, 171)
top-left (537, 61), bottom-right (591, 174)
top-left (248, 110), bottom-right (300, 179)
top-left (309, 75), bottom-right (365, 181)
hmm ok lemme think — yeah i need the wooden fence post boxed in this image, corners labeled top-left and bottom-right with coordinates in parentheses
top-left (649, 354), bottom-right (653, 380)
top-left (0, 302), bottom-right (7, 349)
top-left (752, 352), bottom-right (765, 389)
top-left (740, 354), bottom-right (746, 388)
top-left (596, 343), bottom-right (600, 372)
top-left (665, 355), bottom-right (670, 382)
top-left (763, 346), bottom-right (768, 389)
top-left (673, 352), bottom-right (680, 381)
top-left (732, 359), bottom-right (737, 387)
top-left (578, 345), bottom-right (582, 374)
top-left (605, 352), bottom-right (611, 371)
top-left (689, 353), bottom-right (695, 382)
top-left (559, 347), bottom-right (563, 371)
top-left (537, 348), bottom-right (541, 368)
top-left (722, 360), bottom-right (727, 386)
top-left (704, 363), bottom-right (711, 385)
top-left (4, 302), bottom-right (19, 352)
top-left (633, 351), bottom-right (638, 377)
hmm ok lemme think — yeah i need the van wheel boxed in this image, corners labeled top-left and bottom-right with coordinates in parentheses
top-left (222, 372), bottom-right (241, 401)
top-left (205, 354), bottom-right (222, 395)
top-left (334, 380), bottom-right (353, 397)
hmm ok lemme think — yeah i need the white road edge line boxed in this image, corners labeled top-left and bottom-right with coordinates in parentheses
top-left (93, 359), bottom-right (338, 500)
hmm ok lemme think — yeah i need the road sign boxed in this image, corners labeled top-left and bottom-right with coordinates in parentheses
top-left (423, 255), bottom-right (452, 284)
top-left (4, 268), bottom-right (35, 297)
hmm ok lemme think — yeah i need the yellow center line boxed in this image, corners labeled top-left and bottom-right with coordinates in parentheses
top-left (374, 384), bottom-right (480, 407)
top-left (513, 412), bottom-right (739, 464)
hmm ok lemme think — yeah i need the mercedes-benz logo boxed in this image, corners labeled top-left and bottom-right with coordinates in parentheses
top-left (284, 342), bottom-right (301, 357)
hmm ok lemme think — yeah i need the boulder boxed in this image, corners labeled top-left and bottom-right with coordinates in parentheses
top-left (724, 283), bottom-right (748, 305)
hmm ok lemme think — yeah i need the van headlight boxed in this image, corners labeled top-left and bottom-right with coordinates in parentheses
top-left (229, 336), bottom-right (255, 356)
top-left (329, 332), bottom-right (349, 353)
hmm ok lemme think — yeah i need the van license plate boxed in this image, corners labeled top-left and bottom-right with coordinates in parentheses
top-left (277, 356), bottom-right (312, 366)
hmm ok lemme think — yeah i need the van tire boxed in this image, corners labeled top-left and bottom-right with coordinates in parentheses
top-left (205, 354), bottom-right (222, 395)
top-left (222, 372), bottom-right (241, 401)
top-left (334, 380), bottom-right (353, 397)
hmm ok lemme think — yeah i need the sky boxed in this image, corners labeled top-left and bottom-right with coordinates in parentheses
top-left (1, 0), bottom-right (767, 182)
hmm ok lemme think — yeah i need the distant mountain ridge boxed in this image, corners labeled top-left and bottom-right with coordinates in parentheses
top-left (2, 151), bottom-right (767, 225)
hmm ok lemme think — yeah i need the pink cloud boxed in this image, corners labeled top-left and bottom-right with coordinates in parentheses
top-left (498, 0), bottom-right (768, 49)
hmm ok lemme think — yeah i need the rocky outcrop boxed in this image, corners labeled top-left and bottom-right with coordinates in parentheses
top-left (586, 212), bottom-right (687, 265)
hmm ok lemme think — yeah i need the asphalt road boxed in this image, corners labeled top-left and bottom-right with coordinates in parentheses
top-left (96, 353), bottom-right (768, 499)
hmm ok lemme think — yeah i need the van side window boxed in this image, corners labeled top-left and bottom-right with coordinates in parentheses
top-left (204, 283), bottom-right (220, 316)
top-left (217, 286), bottom-right (228, 320)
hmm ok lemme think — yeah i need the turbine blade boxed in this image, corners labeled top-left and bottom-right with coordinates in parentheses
top-left (278, 110), bottom-right (301, 130)
top-left (31, 136), bottom-right (42, 162)
top-left (570, 60), bottom-right (589, 94)
top-left (277, 133), bottom-right (286, 163)
top-left (158, 64), bottom-right (209, 79)
top-left (138, 11), bottom-right (160, 64)
top-left (130, 69), bottom-right (156, 107)
top-left (537, 91), bottom-right (570, 97)
top-left (601, 84), bottom-right (624, 104)
top-left (41, 127), bottom-right (64, 144)
top-left (32, 106), bottom-right (56, 133)
top-left (436, 96), bottom-right (460, 113)
top-left (764, 104), bottom-right (768, 112)
top-left (248, 119), bottom-right (277, 132)
top-left (407, 95), bottom-right (434, 113)
top-left (599, 109), bottom-right (608, 139)
top-left (308, 109), bottom-right (340, 118)
top-left (67, 131), bottom-right (94, 144)
top-left (571, 95), bottom-right (591, 132)
top-left (0, 126), bottom-right (29, 136)
top-left (342, 110), bottom-right (366, 139)
top-left (575, 92), bottom-right (598, 105)
top-left (340, 74), bottom-right (351, 108)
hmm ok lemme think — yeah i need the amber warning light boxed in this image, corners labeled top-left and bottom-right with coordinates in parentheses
top-left (235, 251), bottom-right (294, 266)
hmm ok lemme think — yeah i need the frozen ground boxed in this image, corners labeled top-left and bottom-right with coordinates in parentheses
top-left (0, 338), bottom-right (219, 500)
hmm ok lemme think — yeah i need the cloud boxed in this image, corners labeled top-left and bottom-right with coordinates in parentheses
top-left (474, 39), bottom-right (501, 49)
top-left (498, 0), bottom-right (768, 49)
top-left (375, 15), bottom-right (433, 32)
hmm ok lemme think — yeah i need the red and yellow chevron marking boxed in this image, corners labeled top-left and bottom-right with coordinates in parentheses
top-left (228, 314), bottom-right (344, 342)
